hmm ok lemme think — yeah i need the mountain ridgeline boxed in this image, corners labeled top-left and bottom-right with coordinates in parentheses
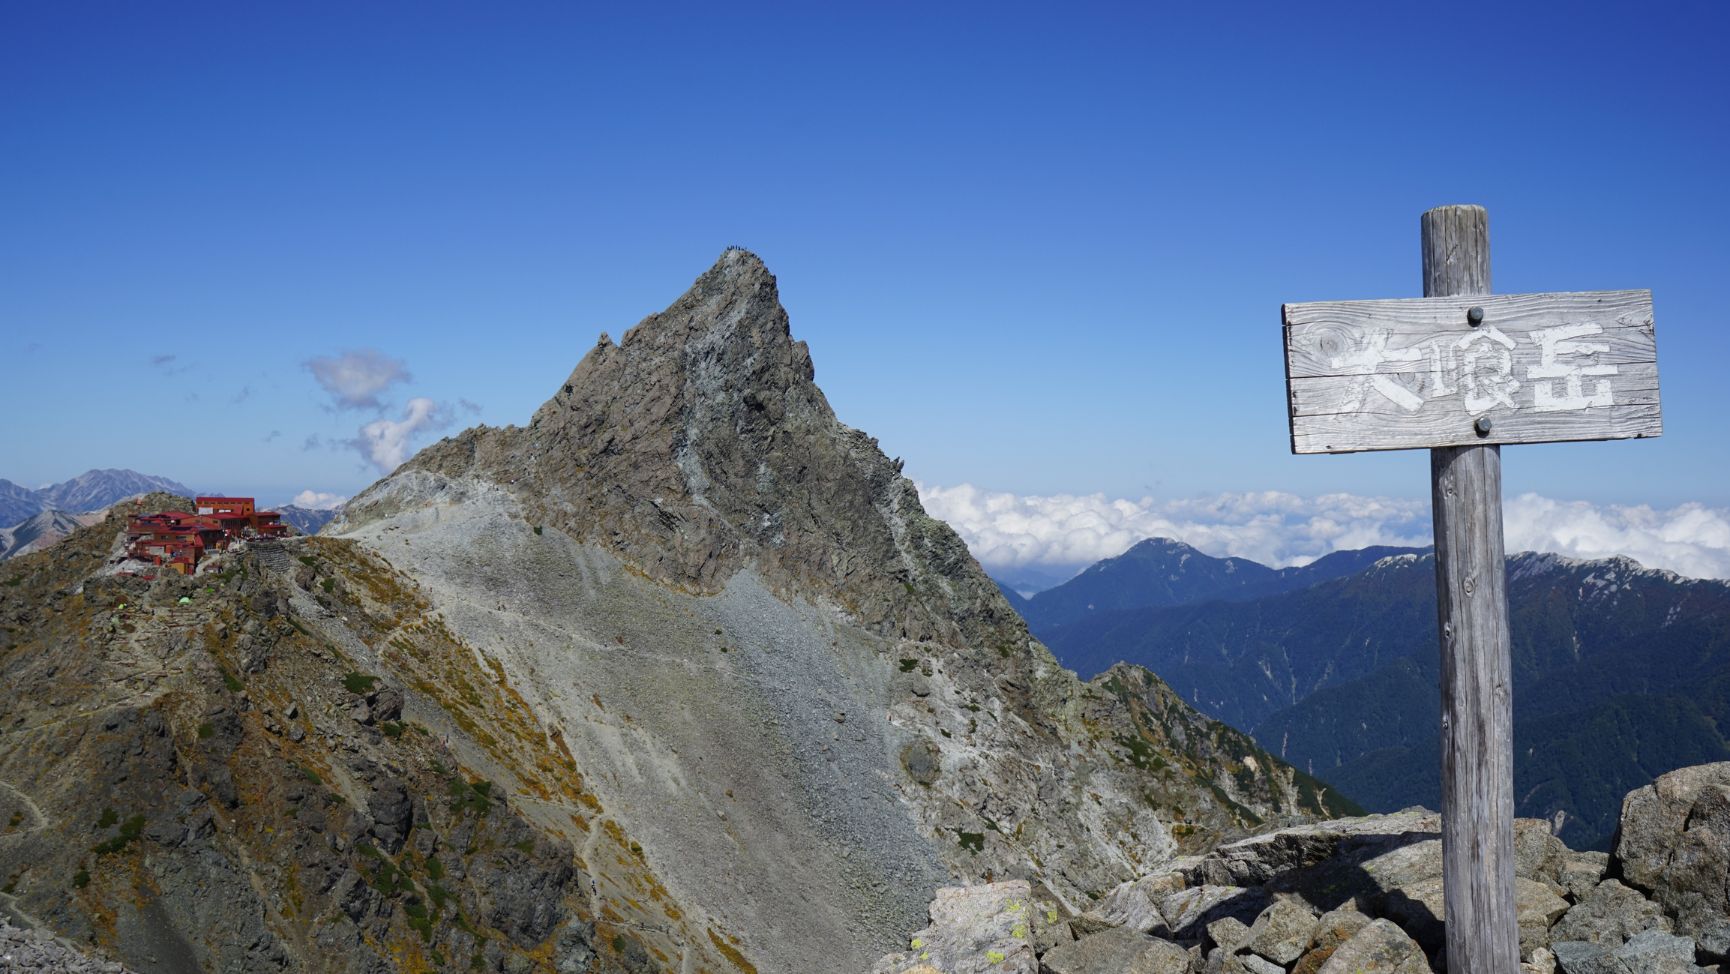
top-left (0, 252), bottom-right (1351, 974)
top-left (1016, 537), bottom-right (1427, 632)
top-left (1019, 537), bottom-right (1730, 850)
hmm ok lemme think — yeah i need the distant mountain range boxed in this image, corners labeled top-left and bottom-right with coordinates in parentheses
top-left (1015, 537), bottom-right (1426, 629)
top-left (1019, 537), bottom-right (1730, 850)
top-left (0, 469), bottom-right (193, 526)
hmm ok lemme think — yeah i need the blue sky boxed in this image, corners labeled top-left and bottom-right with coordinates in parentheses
top-left (3, 2), bottom-right (1727, 572)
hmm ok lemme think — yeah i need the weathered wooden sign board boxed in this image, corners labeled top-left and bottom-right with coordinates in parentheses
top-left (1284, 289), bottom-right (1660, 454)
top-left (1280, 205), bottom-right (1661, 973)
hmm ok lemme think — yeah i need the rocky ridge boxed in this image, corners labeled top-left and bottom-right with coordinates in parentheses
top-left (870, 762), bottom-right (1730, 973)
top-left (1, 495), bottom-right (628, 973)
top-left (326, 250), bottom-right (1352, 972)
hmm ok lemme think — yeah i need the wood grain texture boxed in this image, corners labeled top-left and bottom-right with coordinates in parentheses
top-left (1283, 289), bottom-right (1660, 454)
top-left (1424, 204), bottom-right (1522, 974)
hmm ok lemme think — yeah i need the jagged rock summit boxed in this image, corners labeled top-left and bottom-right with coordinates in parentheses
top-left (329, 250), bottom-right (1349, 971)
top-left (2, 253), bottom-right (1346, 974)
top-left (378, 247), bottom-right (1006, 643)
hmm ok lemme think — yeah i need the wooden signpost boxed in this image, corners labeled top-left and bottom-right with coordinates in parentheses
top-left (1281, 205), bottom-right (1661, 972)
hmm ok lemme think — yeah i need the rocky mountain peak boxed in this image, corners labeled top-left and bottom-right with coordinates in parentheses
top-left (378, 250), bottom-right (1017, 647)
top-left (201, 253), bottom-right (1362, 973)
top-left (532, 246), bottom-right (810, 429)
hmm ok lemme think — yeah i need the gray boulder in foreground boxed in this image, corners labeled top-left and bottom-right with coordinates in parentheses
top-left (1314, 918), bottom-right (1428, 973)
top-left (870, 881), bottom-right (1038, 974)
top-left (870, 762), bottom-right (1730, 974)
top-left (1618, 762), bottom-right (1730, 953)
top-left (1038, 926), bottom-right (1189, 974)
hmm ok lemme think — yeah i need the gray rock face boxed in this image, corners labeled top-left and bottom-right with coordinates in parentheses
top-left (1612, 930), bottom-right (1701, 972)
top-left (1038, 927), bottom-right (1189, 974)
top-left (1618, 764), bottom-right (1730, 945)
top-left (1558, 852), bottom-right (1610, 900)
top-left (365, 778), bottom-right (412, 853)
top-left (1553, 930), bottom-right (1707, 974)
top-left (1082, 873), bottom-right (1184, 935)
top-left (1550, 880), bottom-right (1672, 946)
top-left (1243, 897), bottom-right (1318, 965)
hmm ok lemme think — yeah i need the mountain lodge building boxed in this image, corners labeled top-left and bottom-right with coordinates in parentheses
top-left (126, 496), bottom-right (289, 573)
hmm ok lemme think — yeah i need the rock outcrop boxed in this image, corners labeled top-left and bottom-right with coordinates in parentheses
top-left (870, 765), bottom-right (1730, 974)
top-left (0, 919), bottom-right (139, 974)
top-left (318, 250), bottom-right (1355, 972)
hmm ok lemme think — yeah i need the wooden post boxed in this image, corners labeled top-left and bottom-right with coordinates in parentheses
top-left (1284, 205), bottom-right (1660, 966)
top-left (1424, 204), bottom-right (1519, 972)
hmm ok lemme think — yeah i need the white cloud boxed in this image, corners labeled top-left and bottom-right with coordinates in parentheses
top-left (1504, 493), bottom-right (1730, 580)
top-left (917, 483), bottom-right (1429, 572)
top-left (352, 398), bottom-right (446, 474)
top-left (290, 490), bottom-right (349, 511)
top-left (304, 349), bottom-right (412, 410)
top-left (918, 483), bottom-right (1730, 581)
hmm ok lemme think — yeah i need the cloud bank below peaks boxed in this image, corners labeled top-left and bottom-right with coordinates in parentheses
top-left (916, 483), bottom-right (1730, 581)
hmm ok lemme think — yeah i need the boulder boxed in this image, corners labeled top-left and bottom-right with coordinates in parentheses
top-left (1079, 872), bottom-right (1183, 935)
top-left (1291, 907), bottom-right (1372, 974)
top-left (1159, 886), bottom-right (1268, 942)
top-left (1616, 763), bottom-right (1730, 897)
top-left (1518, 878), bottom-right (1573, 957)
top-left (1377, 876), bottom-right (1444, 953)
top-left (1380, 876), bottom-right (1567, 959)
top-left (1037, 927), bottom-right (1189, 974)
top-left (870, 882), bottom-right (1037, 974)
top-left (1657, 782), bottom-right (1730, 939)
top-left (366, 778), bottom-right (412, 854)
top-left (1551, 930), bottom-right (1706, 974)
top-left (1550, 940), bottom-right (1622, 974)
top-left (370, 686), bottom-right (404, 722)
top-left (1243, 897), bottom-right (1319, 965)
top-left (1558, 852), bottom-right (1610, 901)
top-left (1610, 930), bottom-right (1698, 972)
top-left (1028, 892), bottom-right (1076, 954)
top-left (1222, 954), bottom-right (1283, 974)
top-left (1180, 810), bottom-right (1438, 890)
top-left (1691, 917), bottom-right (1730, 965)
top-left (1549, 880), bottom-right (1670, 946)
top-left (1205, 916), bottom-right (1252, 954)
top-left (1515, 818), bottom-right (1570, 886)
top-left (1314, 919), bottom-right (1429, 974)
top-left (1525, 945), bottom-right (1557, 974)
